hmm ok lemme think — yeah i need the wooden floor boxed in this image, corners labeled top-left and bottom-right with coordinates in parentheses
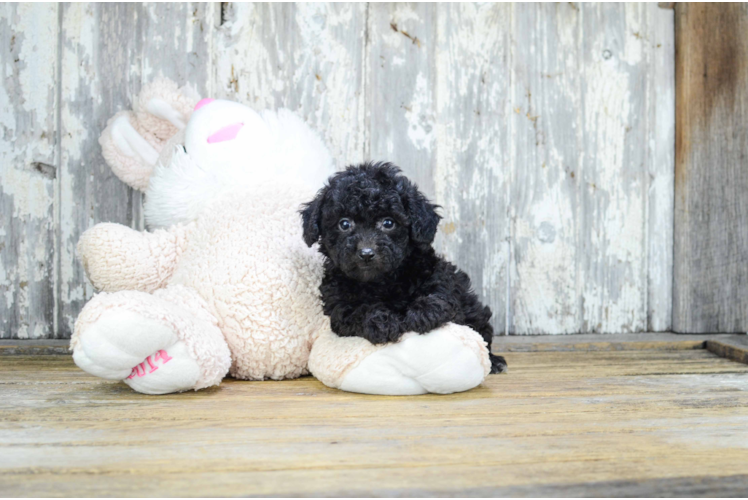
top-left (2, 340), bottom-right (748, 497)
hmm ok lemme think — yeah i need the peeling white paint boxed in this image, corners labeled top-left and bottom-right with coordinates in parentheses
top-left (1, 3), bottom-right (57, 339)
top-left (2, 3), bottom-right (675, 338)
top-left (405, 73), bottom-right (434, 152)
top-left (214, 3), bottom-right (366, 168)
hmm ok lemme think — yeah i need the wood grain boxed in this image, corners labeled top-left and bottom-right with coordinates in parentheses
top-left (57, 3), bottom-right (215, 337)
top-left (434, 4), bottom-right (674, 334)
top-left (370, 4), bottom-right (676, 334)
top-left (646, 4), bottom-right (675, 333)
top-left (2, 4), bottom-right (677, 337)
top-left (213, 2), bottom-right (368, 168)
top-left (433, 3), bottom-right (513, 334)
top-left (509, 2), bottom-right (582, 334)
top-left (574, 4), bottom-right (659, 333)
top-left (706, 337), bottom-right (748, 365)
top-left (673, 3), bottom-right (748, 332)
top-left (1, 351), bottom-right (748, 496)
top-left (368, 2), bottom-right (437, 196)
top-left (0, 4), bottom-right (59, 339)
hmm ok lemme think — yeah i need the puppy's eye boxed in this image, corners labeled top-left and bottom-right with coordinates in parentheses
top-left (381, 218), bottom-right (396, 230)
top-left (338, 218), bottom-right (354, 232)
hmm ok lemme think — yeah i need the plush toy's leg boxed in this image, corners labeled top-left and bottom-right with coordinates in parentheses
top-left (309, 323), bottom-right (492, 396)
top-left (72, 286), bottom-right (231, 395)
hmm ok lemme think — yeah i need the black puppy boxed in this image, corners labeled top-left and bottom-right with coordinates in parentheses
top-left (301, 162), bottom-right (506, 374)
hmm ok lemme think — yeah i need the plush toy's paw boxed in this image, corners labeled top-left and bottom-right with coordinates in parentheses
top-left (99, 111), bottom-right (161, 190)
top-left (72, 289), bottom-right (231, 395)
top-left (73, 308), bottom-right (201, 395)
top-left (309, 323), bottom-right (492, 396)
top-left (99, 78), bottom-right (199, 191)
top-left (133, 77), bottom-right (199, 140)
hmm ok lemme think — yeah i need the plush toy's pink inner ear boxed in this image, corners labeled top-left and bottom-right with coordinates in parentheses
top-left (207, 122), bottom-right (244, 144)
top-left (194, 98), bottom-right (214, 111)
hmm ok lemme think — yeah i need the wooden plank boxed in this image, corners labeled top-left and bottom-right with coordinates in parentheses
top-left (493, 332), bottom-right (743, 353)
top-left (0, 4), bottom-right (59, 339)
top-left (0, 340), bottom-right (69, 356)
top-left (673, 3), bottom-right (748, 332)
top-left (433, 3), bottom-right (512, 334)
top-left (213, 2), bottom-right (368, 168)
top-left (2, 333), bottom-right (746, 356)
top-left (140, 3), bottom-right (217, 97)
top-left (58, 4), bottom-right (144, 339)
top-left (359, 474), bottom-right (748, 498)
top-left (498, 340), bottom-right (705, 353)
top-left (367, 3), bottom-right (436, 196)
top-left (57, 3), bottom-right (215, 338)
top-left (575, 3), bottom-right (652, 333)
top-left (509, 3), bottom-right (582, 334)
top-left (646, 4), bottom-right (675, 332)
top-left (1, 351), bottom-right (748, 496)
top-left (706, 337), bottom-right (748, 365)
top-left (429, 4), bottom-right (674, 335)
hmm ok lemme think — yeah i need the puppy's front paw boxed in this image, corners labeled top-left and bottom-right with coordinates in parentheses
top-left (363, 308), bottom-right (404, 344)
top-left (490, 353), bottom-right (508, 374)
top-left (404, 295), bottom-right (457, 333)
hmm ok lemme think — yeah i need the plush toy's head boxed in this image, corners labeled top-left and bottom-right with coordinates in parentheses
top-left (301, 162), bottom-right (441, 282)
top-left (99, 78), bottom-right (335, 230)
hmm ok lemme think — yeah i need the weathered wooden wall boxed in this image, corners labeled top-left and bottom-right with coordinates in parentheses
top-left (673, 3), bottom-right (748, 333)
top-left (1, 3), bottom-right (675, 338)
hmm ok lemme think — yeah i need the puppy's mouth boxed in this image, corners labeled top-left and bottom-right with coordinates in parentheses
top-left (343, 261), bottom-right (387, 282)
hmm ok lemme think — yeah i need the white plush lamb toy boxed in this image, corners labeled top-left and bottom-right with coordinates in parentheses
top-left (71, 78), bottom-right (492, 395)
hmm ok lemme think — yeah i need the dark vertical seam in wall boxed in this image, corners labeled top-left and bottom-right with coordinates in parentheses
top-left (667, 7), bottom-right (676, 332)
top-left (506, 3), bottom-right (516, 335)
top-left (431, 4), bottom-right (438, 207)
top-left (54, 3), bottom-right (64, 339)
top-left (574, 3), bottom-right (585, 333)
top-left (219, 2), bottom-right (228, 27)
top-left (671, 5), bottom-right (680, 332)
top-left (362, 3), bottom-right (370, 162)
top-left (133, 4), bottom-right (145, 232)
top-left (644, 3), bottom-right (652, 332)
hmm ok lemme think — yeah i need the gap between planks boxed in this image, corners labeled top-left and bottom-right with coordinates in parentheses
top-left (3, 334), bottom-right (747, 365)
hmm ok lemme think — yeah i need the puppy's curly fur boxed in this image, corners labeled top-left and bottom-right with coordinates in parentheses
top-left (301, 162), bottom-right (506, 374)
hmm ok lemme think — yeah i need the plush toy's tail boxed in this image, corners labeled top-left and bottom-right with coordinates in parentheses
top-left (99, 78), bottom-right (336, 229)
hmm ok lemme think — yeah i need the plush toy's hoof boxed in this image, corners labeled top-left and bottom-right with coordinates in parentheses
top-left (72, 289), bottom-right (231, 395)
top-left (309, 323), bottom-right (491, 396)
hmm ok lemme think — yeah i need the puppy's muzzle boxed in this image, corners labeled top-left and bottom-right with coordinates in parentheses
top-left (358, 247), bottom-right (375, 262)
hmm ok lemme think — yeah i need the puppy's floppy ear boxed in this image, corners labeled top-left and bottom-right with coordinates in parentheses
top-left (403, 180), bottom-right (441, 245)
top-left (300, 186), bottom-right (327, 247)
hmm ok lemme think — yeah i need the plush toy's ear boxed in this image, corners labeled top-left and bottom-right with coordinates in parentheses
top-left (300, 186), bottom-right (328, 247)
top-left (404, 180), bottom-right (441, 245)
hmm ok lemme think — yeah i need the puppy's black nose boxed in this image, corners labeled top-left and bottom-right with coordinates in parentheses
top-left (358, 248), bottom-right (375, 262)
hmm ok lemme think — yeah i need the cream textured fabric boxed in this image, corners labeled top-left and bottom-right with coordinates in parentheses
top-left (77, 223), bottom-right (193, 293)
